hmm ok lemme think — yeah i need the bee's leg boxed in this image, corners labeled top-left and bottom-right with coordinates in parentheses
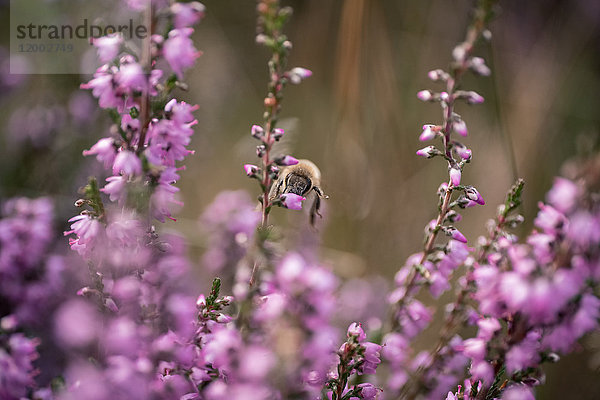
top-left (309, 193), bottom-right (322, 226)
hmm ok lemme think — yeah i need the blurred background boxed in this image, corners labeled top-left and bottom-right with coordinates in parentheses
top-left (1, 0), bottom-right (599, 398)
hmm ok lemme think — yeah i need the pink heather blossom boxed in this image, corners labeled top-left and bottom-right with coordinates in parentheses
top-left (501, 385), bottom-right (535, 400)
top-left (462, 338), bottom-right (486, 360)
top-left (150, 182), bottom-right (183, 222)
top-left (81, 65), bottom-right (122, 110)
top-left (357, 383), bottom-right (380, 400)
top-left (272, 128), bottom-right (284, 141)
top-left (419, 124), bottom-right (436, 141)
top-left (416, 145), bottom-right (437, 158)
top-left (287, 67), bottom-right (312, 84)
top-left (347, 322), bottom-right (367, 342)
top-left (464, 186), bottom-right (485, 205)
top-left (92, 34), bottom-right (123, 63)
top-left (466, 91), bottom-right (484, 104)
top-left (171, 1), bottom-right (206, 28)
top-left (453, 119), bottom-right (468, 136)
top-left (165, 99), bottom-right (199, 126)
top-left (82, 137), bottom-right (116, 169)
top-left (449, 167), bottom-right (461, 186)
top-left (417, 90), bottom-right (433, 101)
top-left (470, 360), bottom-right (494, 384)
top-left (101, 175), bottom-right (127, 203)
top-left (477, 318), bottom-right (501, 340)
top-left (546, 177), bottom-right (581, 213)
top-left (449, 227), bottom-right (467, 243)
top-left (277, 155), bottom-right (299, 166)
top-left (164, 28), bottom-right (201, 78)
top-left (112, 150), bottom-right (142, 176)
top-left (360, 342), bottom-right (382, 374)
top-left (116, 62), bottom-right (147, 92)
top-left (64, 215), bottom-right (101, 246)
top-left (280, 193), bottom-right (305, 210)
top-left (243, 164), bottom-right (259, 177)
top-left (469, 57), bottom-right (491, 76)
top-left (250, 124), bottom-right (264, 139)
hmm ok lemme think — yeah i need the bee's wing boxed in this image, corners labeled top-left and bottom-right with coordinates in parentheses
top-left (269, 117), bottom-right (299, 159)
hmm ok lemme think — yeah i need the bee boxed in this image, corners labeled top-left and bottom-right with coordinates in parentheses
top-left (269, 159), bottom-right (328, 226)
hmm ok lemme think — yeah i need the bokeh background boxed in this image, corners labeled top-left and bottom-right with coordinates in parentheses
top-left (1, 0), bottom-right (599, 398)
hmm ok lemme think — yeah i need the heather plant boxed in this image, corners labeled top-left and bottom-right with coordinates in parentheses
top-left (1, 1), bottom-right (600, 400)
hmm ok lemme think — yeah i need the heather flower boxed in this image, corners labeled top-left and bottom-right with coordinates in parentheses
top-left (287, 67), bottom-right (312, 84)
top-left (171, 1), bottom-right (206, 28)
top-left (449, 167), bottom-right (461, 186)
top-left (453, 119), bottom-right (468, 136)
top-left (280, 193), bottom-right (305, 210)
top-left (112, 150), bottom-right (142, 176)
top-left (546, 177), bottom-right (581, 213)
top-left (417, 90), bottom-right (433, 101)
top-left (164, 28), bottom-right (201, 78)
top-left (92, 34), bottom-right (123, 63)
top-left (419, 124), bottom-right (436, 141)
top-left (275, 155), bottom-right (299, 166)
top-left (416, 145), bottom-right (437, 158)
top-left (83, 137), bottom-right (116, 169)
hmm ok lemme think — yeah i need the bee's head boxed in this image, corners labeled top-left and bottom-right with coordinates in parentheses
top-left (284, 173), bottom-right (312, 196)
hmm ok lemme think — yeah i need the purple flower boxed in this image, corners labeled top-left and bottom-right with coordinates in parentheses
top-left (455, 144), bottom-right (472, 160)
top-left (112, 150), bottom-right (143, 176)
top-left (359, 342), bottom-right (382, 375)
top-left (546, 177), bottom-right (581, 213)
top-left (280, 193), bottom-right (305, 210)
top-left (419, 124), bottom-right (437, 141)
top-left (347, 322), bottom-right (367, 342)
top-left (251, 124), bottom-right (264, 139)
top-left (288, 67), bottom-right (312, 84)
top-left (357, 383), bottom-right (380, 399)
top-left (92, 34), bottom-right (123, 63)
top-left (417, 90), bottom-right (433, 101)
top-left (449, 168), bottom-right (461, 186)
top-left (171, 1), bottom-right (206, 28)
top-left (82, 137), bottom-right (116, 169)
top-left (453, 120), bottom-right (468, 136)
top-left (164, 28), bottom-right (201, 78)
top-left (244, 164), bottom-right (259, 177)
top-left (448, 227), bottom-right (467, 243)
top-left (276, 155), bottom-right (299, 166)
top-left (464, 186), bottom-right (485, 205)
top-left (466, 91), bottom-right (484, 104)
top-left (416, 145), bottom-right (437, 158)
top-left (501, 385), bottom-right (535, 400)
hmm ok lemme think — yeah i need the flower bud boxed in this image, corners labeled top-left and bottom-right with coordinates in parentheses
top-left (449, 167), bottom-right (461, 186)
top-left (439, 91), bottom-right (450, 102)
top-left (419, 124), bottom-right (437, 142)
top-left (448, 227), bottom-right (468, 243)
top-left (251, 124), bottom-right (264, 139)
top-left (466, 91), bottom-right (484, 104)
top-left (416, 146), bottom-right (438, 158)
top-left (454, 144), bottom-right (472, 160)
top-left (243, 164), bottom-right (259, 177)
top-left (256, 145), bottom-right (266, 158)
top-left (417, 90), bottom-right (433, 101)
top-left (453, 119), bottom-right (468, 137)
top-left (469, 57), bottom-right (491, 76)
top-left (196, 294), bottom-right (206, 307)
top-left (288, 67), bottom-right (312, 84)
top-left (464, 186), bottom-right (485, 205)
top-left (275, 155), bottom-right (299, 166)
top-left (427, 69), bottom-right (448, 82)
top-left (272, 128), bottom-right (285, 141)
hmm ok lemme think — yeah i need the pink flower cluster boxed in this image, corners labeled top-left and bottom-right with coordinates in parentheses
top-left (458, 176), bottom-right (600, 395)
